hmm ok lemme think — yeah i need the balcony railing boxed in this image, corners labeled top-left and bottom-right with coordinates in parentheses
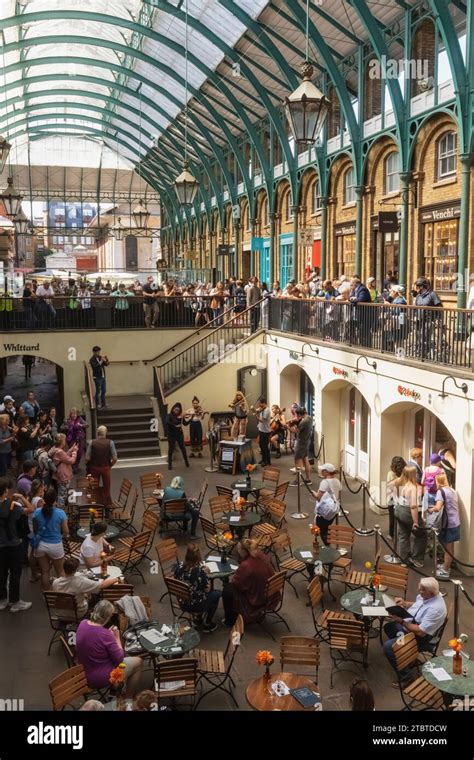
top-left (0, 295), bottom-right (240, 331)
top-left (268, 298), bottom-right (474, 373)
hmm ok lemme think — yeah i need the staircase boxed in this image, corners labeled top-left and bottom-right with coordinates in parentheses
top-left (96, 395), bottom-right (160, 459)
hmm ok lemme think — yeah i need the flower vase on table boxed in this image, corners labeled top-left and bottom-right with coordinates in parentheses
top-left (109, 663), bottom-right (127, 710)
top-left (310, 524), bottom-right (320, 556)
top-left (449, 634), bottom-right (468, 675)
top-left (256, 649), bottom-right (274, 694)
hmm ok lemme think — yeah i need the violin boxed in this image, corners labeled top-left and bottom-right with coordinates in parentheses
top-left (270, 408), bottom-right (286, 430)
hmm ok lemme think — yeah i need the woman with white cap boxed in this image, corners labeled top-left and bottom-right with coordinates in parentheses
top-left (311, 464), bottom-right (342, 544)
top-left (366, 277), bottom-right (380, 303)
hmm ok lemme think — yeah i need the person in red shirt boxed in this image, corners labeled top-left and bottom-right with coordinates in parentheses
top-left (221, 538), bottom-right (279, 626)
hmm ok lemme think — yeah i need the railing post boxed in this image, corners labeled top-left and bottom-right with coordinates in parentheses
top-left (359, 484), bottom-right (371, 534)
top-left (291, 468), bottom-right (308, 520)
top-left (432, 529), bottom-right (439, 577)
top-left (452, 580), bottom-right (462, 639)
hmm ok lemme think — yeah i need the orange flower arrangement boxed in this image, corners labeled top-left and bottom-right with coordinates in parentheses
top-left (256, 650), bottom-right (274, 667)
top-left (364, 561), bottom-right (381, 589)
top-left (309, 524), bottom-right (320, 536)
top-left (109, 662), bottom-right (126, 687)
top-left (222, 531), bottom-right (233, 541)
top-left (88, 508), bottom-right (99, 518)
top-left (246, 464), bottom-right (255, 473)
top-left (448, 634), bottom-right (468, 653)
top-left (215, 531), bottom-right (233, 547)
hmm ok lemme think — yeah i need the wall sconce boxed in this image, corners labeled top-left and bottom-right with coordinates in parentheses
top-left (268, 336), bottom-right (278, 344)
top-left (354, 355), bottom-right (377, 374)
top-left (439, 375), bottom-right (468, 399)
top-left (302, 343), bottom-right (319, 355)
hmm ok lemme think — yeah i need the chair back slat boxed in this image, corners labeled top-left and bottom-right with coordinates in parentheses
top-left (49, 665), bottom-right (89, 711)
top-left (327, 524), bottom-right (355, 550)
top-left (155, 538), bottom-right (178, 573)
top-left (274, 481), bottom-right (289, 501)
top-left (265, 570), bottom-right (286, 597)
top-left (280, 636), bottom-right (320, 671)
top-left (307, 576), bottom-right (323, 608)
top-left (101, 584), bottom-right (135, 602)
top-left (162, 499), bottom-right (188, 518)
top-left (129, 530), bottom-right (152, 551)
top-left (262, 466), bottom-right (280, 486)
top-left (142, 510), bottom-right (160, 534)
top-left (165, 577), bottom-right (192, 604)
top-left (216, 485), bottom-right (233, 499)
top-left (393, 632), bottom-right (420, 672)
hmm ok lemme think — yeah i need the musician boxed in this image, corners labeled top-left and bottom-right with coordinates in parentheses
top-left (165, 402), bottom-right (190, 471)
top-left (270, 405), bottom-right (287, 459)
top-left (288, 406), bottom-right (313, 485)
top-left (89, 346), bottom-right (109, 410)
top-left (254, 398), bottom-right (271, 467)
top-left (186, 396), bottom-right (208, 458)
top-left (230, 392), bottom-right (248, 440)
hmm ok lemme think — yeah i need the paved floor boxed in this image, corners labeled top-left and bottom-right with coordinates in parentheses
top-left (1, 448), bottom-right (472, 712)
top-left (1, 356), bottom-right (60, 411)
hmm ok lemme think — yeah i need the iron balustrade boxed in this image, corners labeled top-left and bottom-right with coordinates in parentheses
top-left (0, 295), bottom-right (238, 331)
top-left (268, 297), bottom-right (474, 372)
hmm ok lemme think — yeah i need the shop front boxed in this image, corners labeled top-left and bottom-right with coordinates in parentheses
top-left (371, 215), bottom-right (400, 287)
top-left (334, 222), bottom-right (356, 279)
top-left (419, 202), bottom-right (460, 297)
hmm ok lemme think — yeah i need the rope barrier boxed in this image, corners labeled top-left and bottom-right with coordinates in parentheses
top-left (436, 535), bottom-right (474, 568)
top-left (458, 583), bottom-right (474, 607)
top-left (362, 483), bottom-right (389, 511)
top-left (338, 504), bottom-right (375, 536)
top-left (341, 469), bottom-right (364, 494)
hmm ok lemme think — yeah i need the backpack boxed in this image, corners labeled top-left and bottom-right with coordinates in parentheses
top-left (423, 467), bottom-right (442, 495)
top-left (34, 449), bottom-right (57, 478)
top-left (315, 487), bottom-right (339, 521)
top-left (426, 489), bottom-right (449, 532)
top-left (0, 498), bottom-right (29, 541)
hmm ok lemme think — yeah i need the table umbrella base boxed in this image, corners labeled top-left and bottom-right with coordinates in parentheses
top-left (204, 465), bottom-right (218, 473)
top-left (291, 512), bottom-right (308, 519)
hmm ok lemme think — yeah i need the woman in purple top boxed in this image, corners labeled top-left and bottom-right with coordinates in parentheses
top-left (63, 408), bottom-right (87, 472)
top-left (75, 600), bottom-right (142, 697)
top-left (428, 472), bottom-right (461, 579)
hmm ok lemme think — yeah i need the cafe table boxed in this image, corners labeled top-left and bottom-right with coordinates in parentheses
top-left (246, 672), bottom-right (321, 711)
top-left (77, 565), bottom-right (123, 581)
top-left (231, 479), bottom-right (266, 504)
top-left (294, 544), bottom-right (342, 599)
top-left (222, 509), bottom-right (260, 539)
top-left (139, 624), bottom-right (200, 660)
top-left (203, 555), bottom-right (238, 587)
top-left (76, 524), bottom-right (119, 541)
top-left (422, 655), bottom-right (474, 698)
top-left (340, 588), bottom-right (392, 638)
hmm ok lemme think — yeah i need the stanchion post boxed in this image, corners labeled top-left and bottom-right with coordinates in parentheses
top-left (432, 529), bottom-right (439, 578)
top-left (358, 484), bottom-right (371, 535)
top-left (204, 430), bottom-right (218, 473)
top-left (374, 524), bottom-right (380, 558)
top-left (291, 468), bottom-right (308, 520)
top-left (452, 580), bottom-right (462, 639)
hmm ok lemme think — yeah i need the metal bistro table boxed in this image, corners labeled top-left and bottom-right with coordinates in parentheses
top-left (231, 479), bottom-right (266, 508)
top-left (139, 625), bottom-right (200, 660)
top-left (204, 556), bottom-right (238, 587)
top-left (246, 672), bottom-right (322, 712)
top-left (76, 524), bottom-right (119, 541)
top-left (422, 655), bottom-right (474, 698)
top-left (294, 544), bottom-right (342, 600)
top-left (223, 509), bottom-right (260, 539)
top-left (340, 588), bottom-right (390, 639)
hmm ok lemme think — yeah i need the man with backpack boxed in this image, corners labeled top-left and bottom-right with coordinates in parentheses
top-left (0, 477), bottom-right (34, 613)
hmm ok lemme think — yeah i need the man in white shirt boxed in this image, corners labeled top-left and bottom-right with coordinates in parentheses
top-left (255, 398), bottom-right (271, 467)
top-left (36, 281), bottom-right (55, 325)
top-left (383, 577), bottom-right (447, 680)
top-left (53, 557), bottom-right (118, 618)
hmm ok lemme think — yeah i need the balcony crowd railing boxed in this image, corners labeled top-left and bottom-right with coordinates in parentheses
top-left (268, 298), bottom-right (474, 373)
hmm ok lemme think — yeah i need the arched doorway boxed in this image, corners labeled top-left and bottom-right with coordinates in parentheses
top-left (279, 363), bottom-right (315, 416)
top-left (0, 355), bottom-right (64, 419)
top-left (321, 379), bottom-right (370, 480)
top-left (381, 401), bottom-right (456, 482)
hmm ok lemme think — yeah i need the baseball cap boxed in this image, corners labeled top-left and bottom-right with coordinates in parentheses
top-left (414, 278), bottom-right (427, 287)
top-left (3, 395), bottom-right (15, 403)
top-left (366, 277), bottom-right (375, 284)
top-left (319, 463), bottom-right (337, 473)
top-left (391, 284), bottom-right (405, 294)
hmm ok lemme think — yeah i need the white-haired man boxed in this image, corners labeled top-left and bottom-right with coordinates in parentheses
top-left (383, 577), bottom-right (447, 681)
top-left (85, 425), bottom-right (117, 508)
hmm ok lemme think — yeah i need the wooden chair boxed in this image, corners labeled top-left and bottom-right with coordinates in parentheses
top-left (418, 604), bottom-right (452, 661)
top-left (76, 504), bottom-right (108, 531)
top-left (111, 488), bottom-right (138, 535)
top-left (259, 466), bottom-right (280, 499)
top-left (76, 476), bottom-right (99, 490)
top-left (327, 618), bottom-right (369, 687)
top-left (119, 510), bottom-right (159, 559)
top-left (271, 531), bottom-right (307, 596)
top-left (392, 632), bottom-right (444, 710)
top-left (155, 538), bottom-right (179, 601)
top-left (62, 536), bottom-right (82, 561)
top-left (343, 552), bottom-right (381, 590)
top-left (250, 522), bottom-right (278, 553)
top-left (43, 591), bottom-right (82, 655)
top-left (49, 664), bottom-right (89, 710)
top-left (100, 584), bottom-right (135, 603)
top-left (216, 485), bottom-right (233, 499)
top-left (59, 634), bottom-right (76, 669)
top-left (193, 615), bottom-right (244, 708)
top-left (199, 516), bottom-right (236, 556)
top-left (164, 577), bottom-right (199, 624)
top-left (280, 636), bottom-right (320, 684)
top-left (193, 480), bottom-right (208, 512)
top-left (209, 496), bottom-right (232, 529)
top-left (140, 472), bottom-right (161, 510)
top-left (307, 577), bottom-right (354, 643)
top-left (273, 480), bottom-right (289, 502)
top-left (376, 561), bottom-right (410, 598)
top-left (116, 595), bottom-right (153, 635)
top-left (111, 529), bottom-right (152, 582)
top-left (326, 524), bottom-right (355, 576)
top-left (160, 498), bottom-right (189, 536)
top-left (259, 498), bottom-right (287, 532)
top-left (154, 658), bottom-right (198, 710)
top-left (110, 477), bottom-right (133, 516)
top-left (243, 571), bottom-right (290, 641)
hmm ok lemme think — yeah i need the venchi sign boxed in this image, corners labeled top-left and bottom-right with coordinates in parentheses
top-left (333, 366), bottom-right (349, 379)
top-left (397, 384), bottom-right (421, 401)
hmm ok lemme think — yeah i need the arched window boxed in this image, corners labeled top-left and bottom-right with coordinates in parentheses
top-left (311, 178), bottom-right (321, 214)
top-left (125, 235), bottom-right (137, 270)
top-left (262, 196), bottom-right (269, 228)
top-left (344, 167), bottom-right (355, 204)
top-left (437, 131), bottom-right (457, 179)
top-left (284, 191), bottom-right (292, 222)
top-left (385, 151), bottom-right (400, 194)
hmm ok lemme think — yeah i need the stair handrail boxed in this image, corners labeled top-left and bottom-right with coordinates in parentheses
top-left (157, 297), bottom-right (267, 372)
top-left (83, 360), bottom-right (97, 438)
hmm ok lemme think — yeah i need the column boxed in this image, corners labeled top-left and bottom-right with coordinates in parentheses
top-left (234, 221), bottom-right (241, 278)
top-left (398, 171), bottom-right (412, 288)
top-left (291, 205), bottom-right (299, 281)
top-left (319, 196), bottom-right (329, 280)
top-left (269, 212), bottom-right (276, 286)
top-left (354, 185), bottom-right (364, 276)
top-left (457, 154), bottom-right (472, 307)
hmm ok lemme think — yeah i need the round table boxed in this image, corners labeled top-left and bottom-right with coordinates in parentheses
top-left (246, 672), bottom-right (321, 711)
top-left (422, 655), bottom-right (474, 697)
top-left (139, 625), bottom-right (200, 658)
top-left (231, 479), bottom-right (265, 500)
top-left (341, 588), bottom-right (388, 639)
top-left (223, 509), bottom-right (260, 538)
top-left (204, 558), bottom-right (238, 585)
top-left (76, 525), bottom-right (119, 541)
top-left (78, 565), bottom-right (123, 581)
top-left (294, 544), bottom-right (342, 598)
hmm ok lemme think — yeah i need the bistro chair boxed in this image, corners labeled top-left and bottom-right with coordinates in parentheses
top-left (417, 605), bottom-right (452, 661)
top-left (49, 665), bottom-right (89, 711)
top-left (59, 634), bottom-right (76, 670)
top-left (193, 480), bottom-right (208, 512)
top-left (111, 529), bottom-right (152, 582)
top-left (250, 522), bottom-right (278, 553)
top-left (100, 584), bottom-right (135, 603)
top-left (199, 516), bottom-right (236, 557)
top-left (244, 571), bottom-right (290, 641)
top-left (154, 658), bottom-right (198, 710)
top-left (216, 485), bottom-right (234, 499)
top-left (62, 536), bottom-right (82, 562)
top-left (259, 498), bottom-right (287, 530)
top-left (76, 504), bottom-right (107, 530)
top-left (327, 618), bottom-right (369, 687)
top-left (271, 531), bottom-right (307, 597)
top-left (155, 538), bottom-right (179, 602)
top-left (343, 552), bottom-right (381, 590)
top-left (326, 524), bottom-right (355, 576)
top-left (279, 636), bottom-right (320, 684)
top-left (259, 466), bottom-right (280, 499)
top-left (307, 577), bottom-right (354, 643)
top-left (111, 488), bottom-right (138, 535)
top-left (193, 615), bottom-right (245, 708)
top-left (140, 472), bottom-right (161, 511)
top-left (164, 577), bottom-right (196, 623)
top-left (43, 591), bottom-right (82, 655)
top-left (160, 498), bottom-right (190, 536)
top-left (209, 496), bottom-right (232, 529)
top-left (376, 561), bottom-right (410, 598)
top-left (119, 509), bottom-right (159, 559)
top-left (392, 633), bottom-right (444, 711)
top-left (110, 477), bottom-right (133, 516)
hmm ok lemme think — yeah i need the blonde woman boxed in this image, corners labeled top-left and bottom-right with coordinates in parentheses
top-left (428, 472), bottom-right (460, 578)
top-left (230, 391), bottom-right (248, 439)
top-left (392, 466), bottom-right (426, 567)
top-left (49, 433), bottom-right (78, 507)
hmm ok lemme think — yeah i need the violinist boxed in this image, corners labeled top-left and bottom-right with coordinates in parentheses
top-left (254, 398), bottom-right (271, 467)
top-left (270, 405), bottom-right (287, 459)
top-left (186, 396), bottom-right (208, 458)
top-left (165, 402), bottom-right (190, 471)
top-left (229, 392), bottom-right (248, 440)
